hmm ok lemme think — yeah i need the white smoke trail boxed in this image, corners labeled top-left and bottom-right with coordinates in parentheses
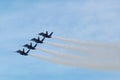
top-left (53, 37), bottom-right (120, 49)
top-left (36, 47), bottom-right (120, 66)
top-left (28, 53), bottom-right (120, 70)
top-left (44, 41), bottom-right (118, 57)
top-left (29, 53), bottom-right (70, 65)
top-left (36, 47), bottom-right (120, 63)
top-left (36, 47), bottom-right (85, 60)
top-left (29, 53), bottom-right (92, 68)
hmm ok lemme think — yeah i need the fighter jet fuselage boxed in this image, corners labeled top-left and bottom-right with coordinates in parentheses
top-left (31, 37), bottom-right (45, 43)
top-left (16, 31), bottom-right (53, 56)
top-left (16, 49), bottom-right (30, 56)
top-left (23, 43), bottom-right (37, 50)
top-left (38, 31), bottom-right (53, 38)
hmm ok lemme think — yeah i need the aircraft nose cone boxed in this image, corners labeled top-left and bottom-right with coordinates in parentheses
top-left (38, 33), bottom-right (42, 35)
top-left (23, 45), bottom-right (26, 47)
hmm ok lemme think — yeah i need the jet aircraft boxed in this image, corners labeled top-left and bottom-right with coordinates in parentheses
top-left (31, 37), bottom-right (45, 43)
top-left (38, 31), bottom-right (53, 38)
top-left (16, 49), bottom-right (30, 56)
top-left (23, 43), bottom-right (37, 50)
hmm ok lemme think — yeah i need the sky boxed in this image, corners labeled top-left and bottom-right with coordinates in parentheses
top-left (0, 0), bottom-right (120, 80)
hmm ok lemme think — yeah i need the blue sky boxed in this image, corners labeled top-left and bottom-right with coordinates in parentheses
top-left (0, 0), bottom-right (120, 80)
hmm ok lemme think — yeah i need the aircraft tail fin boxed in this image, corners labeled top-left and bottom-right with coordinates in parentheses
top-left (30, 43), bottom-right (32, 47)
top-left (41, 37), bottom-right (45, 42)
top-left (46, 31), bottom-right (48, 35)
top-left (26, 49), bottom-right (30, 53)
top-left (23, 48), bottom-right (25, 52)
top-left (38, 37), bottom-right (40, 41)
top-left (49, 32), bottom-right (53, 37)
top-left (34, 44), bottom-right (37, 47)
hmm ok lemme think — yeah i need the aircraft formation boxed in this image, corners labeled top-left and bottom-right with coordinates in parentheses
top-left (16, 31), bottom-right (53, 56)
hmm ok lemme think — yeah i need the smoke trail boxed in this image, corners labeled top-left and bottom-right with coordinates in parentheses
top-left (28, 53), bottom-right (120, 70)
top-left (29, 53), bottom-right (69, 65)
top-left (45, 41), bottom-right (86, 52)
top-left (36, 47), bottom-right (85, 60)
top-left (29, 53), bottom-right (90, 68)
top-left (36, 47), bottom-right (120, 64)
top-left (53, 37), bottom-right (120, 49)
top-left (44, 41), bottom-right (117, 57)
